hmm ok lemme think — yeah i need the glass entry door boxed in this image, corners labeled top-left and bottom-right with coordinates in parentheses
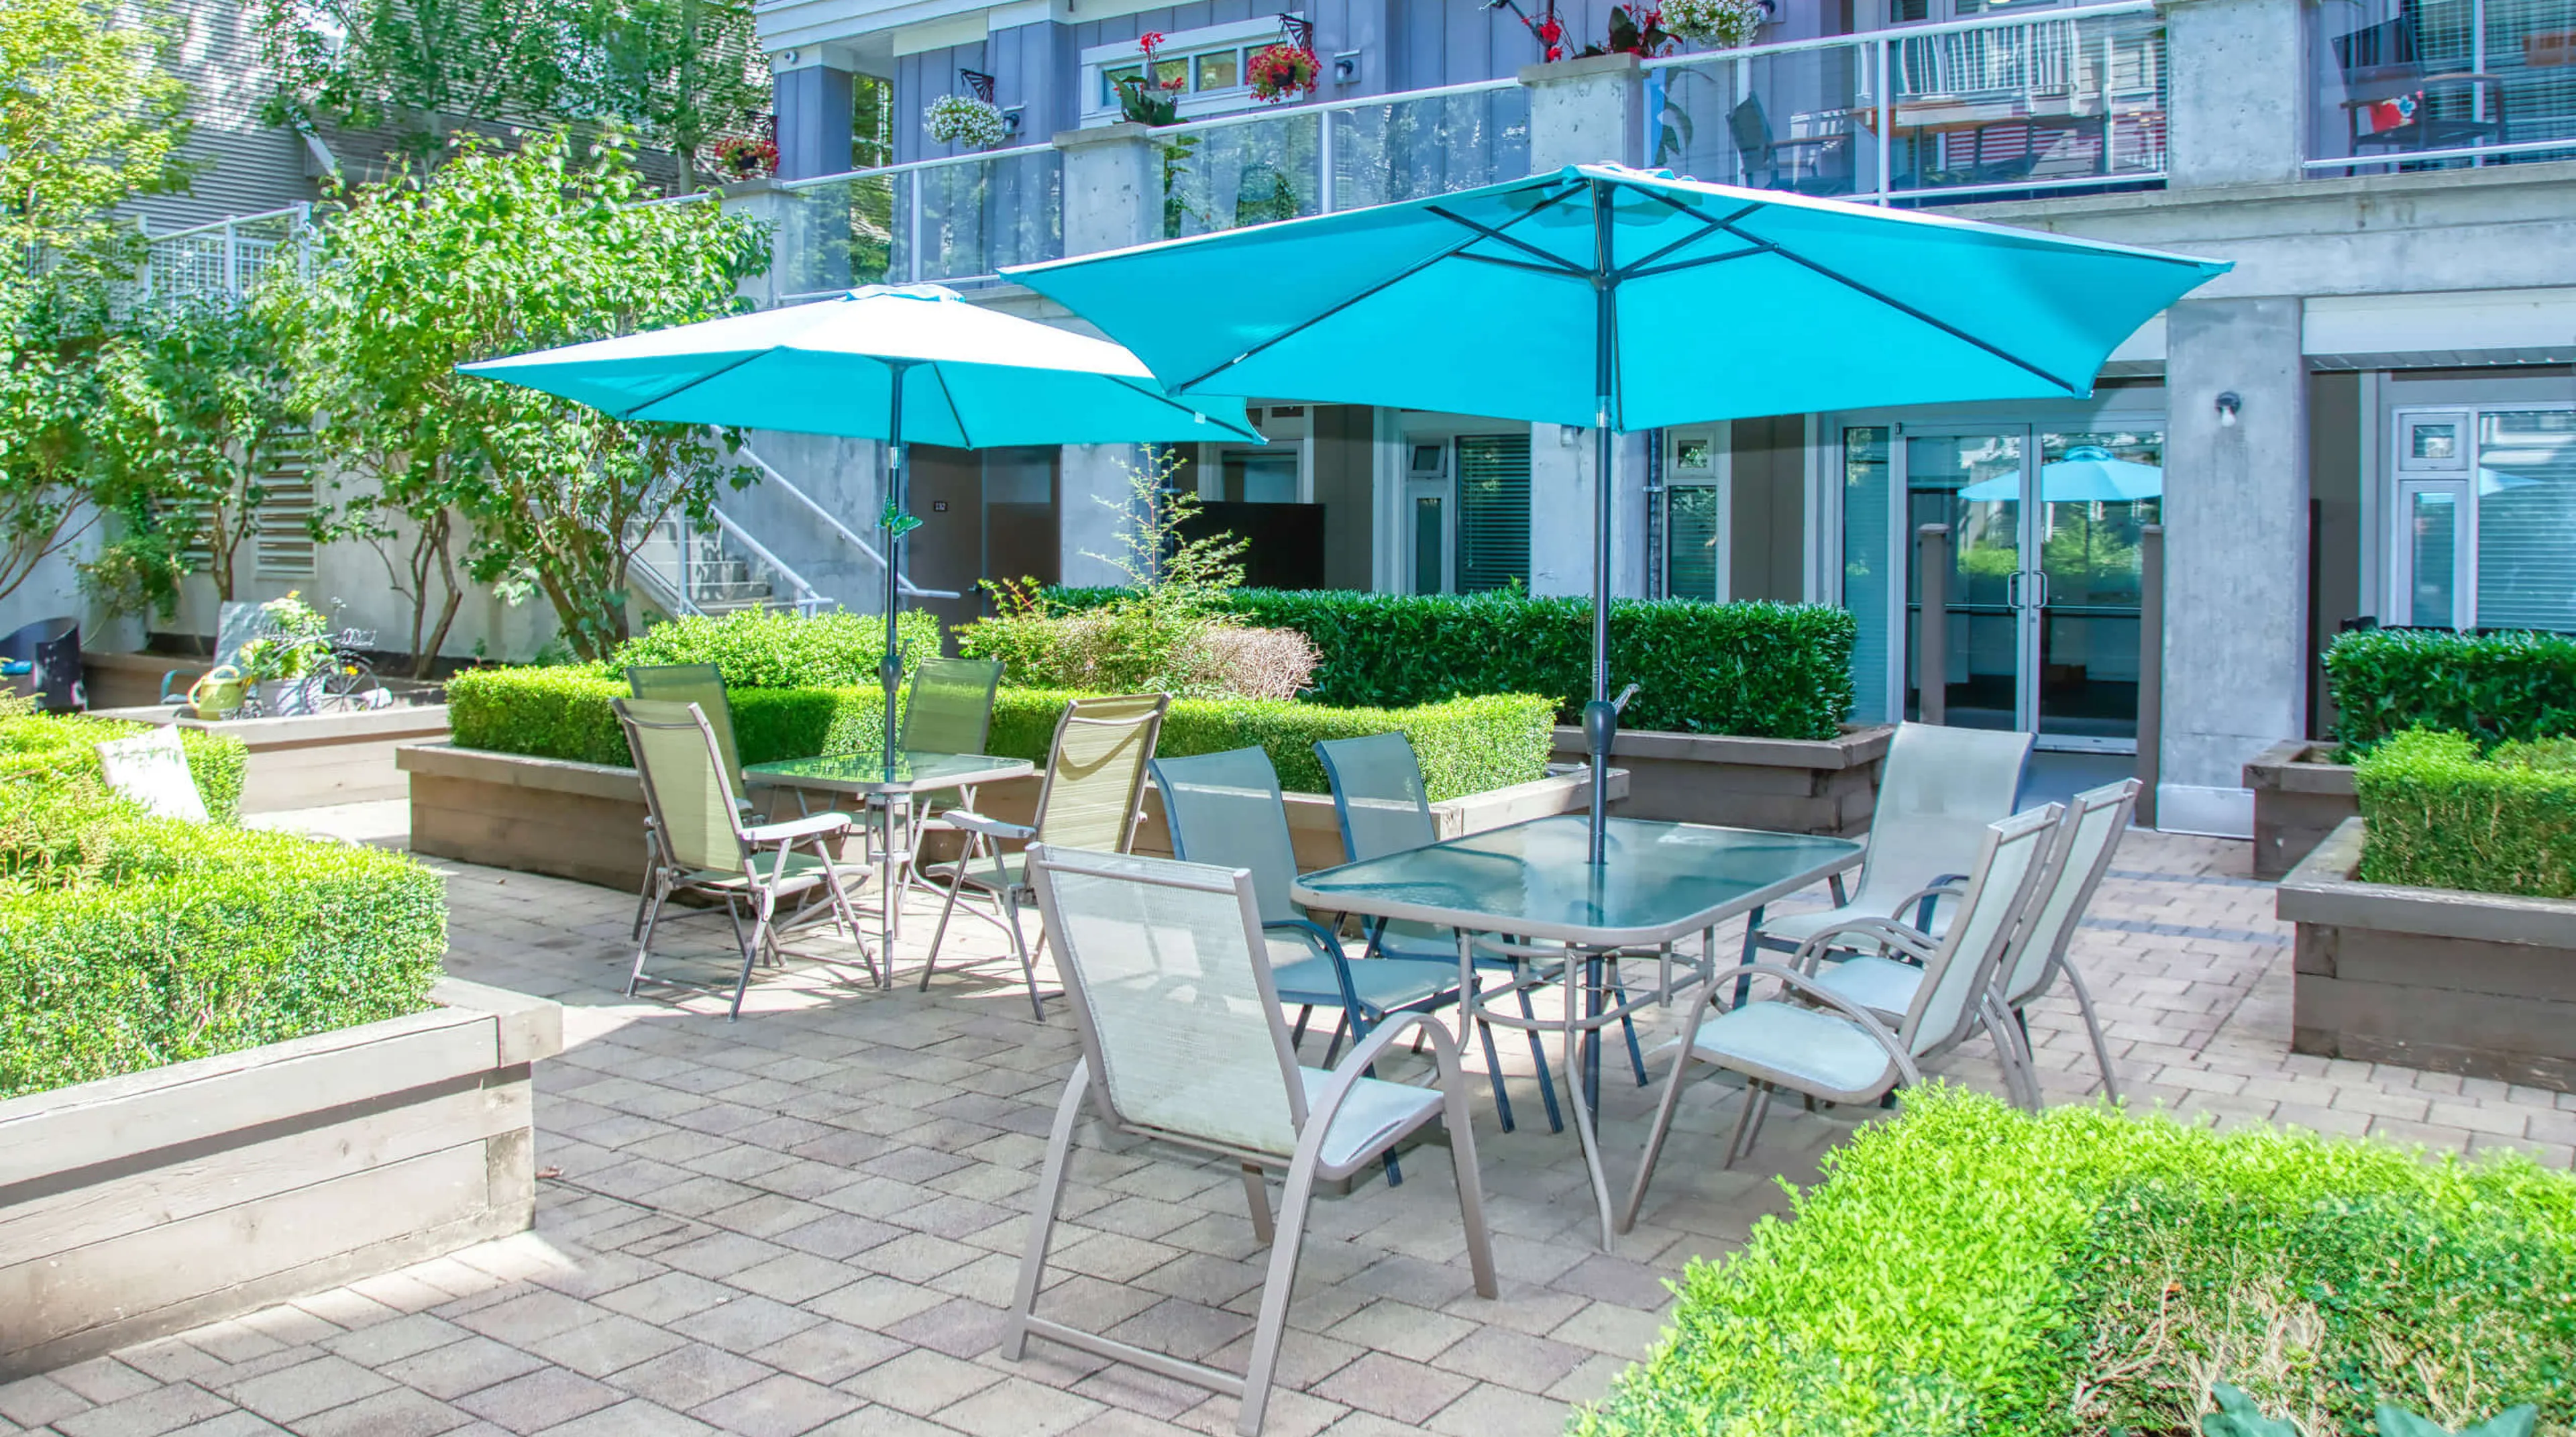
top-left (1898, 423), bottom-right (2163, 751)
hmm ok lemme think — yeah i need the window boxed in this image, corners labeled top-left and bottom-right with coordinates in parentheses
top-left (1664, 429), bottom-right (1722, 601)
top-left (2390, 405), bottom-right (2576, 633)
top-left (1454, 433), bottom-right (1530, 594)
top-left (1082, 17), bottom-right (1302, 124)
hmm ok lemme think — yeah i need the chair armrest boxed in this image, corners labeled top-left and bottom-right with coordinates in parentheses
top-left (941, 810), bottom-right (1035, 841)
top-left (1788, 916), bottom-right (1940, 972)
top-left (745, 811), bottom-right (853, 844)
top-left (1267, 917), bottom-right (1348, 960)
top-left (1713, 961), bottom-right (1923, 1087)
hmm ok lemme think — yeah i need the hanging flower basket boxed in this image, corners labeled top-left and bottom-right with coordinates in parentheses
top-left (1663, 0), bottom-right (1766, 48)
top-left (711, 135), bottom-right (777, 179)
top-left (1247, 42), bottom-right (1320, 103)
top-left (925, 93), bottom-right (1008, 148)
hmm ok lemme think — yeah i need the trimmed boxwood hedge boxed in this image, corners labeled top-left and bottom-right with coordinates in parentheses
top-left (446, 665), bottom-right (1556, 801)
top-left (1582, 1085), bottom-right (2576, 1437)
top-left (614, 608), bottom-right (943, 690)
top-left (2354, 729), bottom-right (2576, 898)
top-left (1043, 588), bottom-right (1858, 739)
top-left (0, 710), bottom-right (246, 820)
top-left (0, 715), bottom-right (445, 1100)
top-left (2326, 627), bottom-right (2576, 755)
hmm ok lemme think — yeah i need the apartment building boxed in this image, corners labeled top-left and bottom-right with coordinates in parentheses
top-left (702, 0), bottom-right (2576, 837)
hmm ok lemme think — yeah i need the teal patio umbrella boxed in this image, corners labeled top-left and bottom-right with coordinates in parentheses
top-left (461, 283), bottom-right (1260, 772)
top-left (1962, 446), bottom-right (2165, 504)
top-left (1010, 164), bottom-right (2229, 861)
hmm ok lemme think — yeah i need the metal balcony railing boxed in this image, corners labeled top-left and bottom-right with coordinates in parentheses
top-left (1646, 2), bottom-right (2167, 205)
top-left (2306, 0), bottom-right (2576, 174)
top-left (771, 146), bottom-right (1065, 301)
top-left (1151, 80), bottom-right (1532, 240)
top-left (142, 205), bottom-right (313, 302)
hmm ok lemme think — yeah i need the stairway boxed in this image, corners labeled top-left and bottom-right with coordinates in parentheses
top-left (630, 517), bottom-right (806, 618)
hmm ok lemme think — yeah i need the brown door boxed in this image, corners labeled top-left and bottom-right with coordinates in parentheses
top-left (904, 445), bottom-right (984, 638)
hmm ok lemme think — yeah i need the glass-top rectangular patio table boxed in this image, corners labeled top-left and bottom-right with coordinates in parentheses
top-left (1292, 814), bottom-right (1864, 1250)
top-left (743, 751), bottom-right (1036, 979)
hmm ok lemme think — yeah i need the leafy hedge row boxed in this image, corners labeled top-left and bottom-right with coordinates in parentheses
top-left (1582, 1086), bottom-right (2576, 1437)
top-left (0, 711), bottom-right (246, 820)
top-left (2354, 729), bottom-right (2576, 898)
top-left (1044, 587), bottom-right (1858, 739)
top-left (614, 608), bottom-right (943, 690)
top-left (0, 716), bottom-right (445, 1100)
top-left (2327, 628), bottom-right (2576, 755)
top-left (447, 665), bottom-right (1556, 801)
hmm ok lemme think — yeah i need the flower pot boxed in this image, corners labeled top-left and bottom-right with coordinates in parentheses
top-left (258, 676), bottom-right (320, 716)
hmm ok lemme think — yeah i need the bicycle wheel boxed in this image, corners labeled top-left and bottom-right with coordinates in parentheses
top-left (317, 657), bottom-right (384, 712)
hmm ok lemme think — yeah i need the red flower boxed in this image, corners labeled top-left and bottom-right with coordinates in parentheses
top-left (1546, 44), bottom-right (1564, 59)
top-left (1537, 16), bottom-right (1563, 43)
top-left (1137, 30), bottom-right (1163, 52)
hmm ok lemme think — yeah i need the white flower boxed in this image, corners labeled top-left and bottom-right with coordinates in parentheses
top-left (924, 94), bottom-right (1008, 149)
top-left (1664, 0), bottom-right (1766, 48)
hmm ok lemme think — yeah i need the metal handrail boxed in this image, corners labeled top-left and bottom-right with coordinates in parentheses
top-left (737, 444), bottom-right (963, 599)
top-left (2304, 135), bottom-right (2576, 170)
top-left (778, 142), bottom-right (1061, 193)
top-left (1149, 75), bottom-right (1521, 138)
top-left (1641, 0), bottom-right (2157, 70)
top-left (707, 507), bottom-right (831, 615)
top-left (144, 204), bottom-right (313, 240)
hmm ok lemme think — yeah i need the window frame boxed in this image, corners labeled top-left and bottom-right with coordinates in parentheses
top-left (1079, 16), bottom-right (1301, 125)
top-left (2385, 402), bottom-right (2576, 631)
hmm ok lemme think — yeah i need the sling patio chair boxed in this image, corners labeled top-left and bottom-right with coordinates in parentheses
top-left (881, 656), bottom-right (1007, 928)
top-left (1151, 745), bottom-right (1496, 1175)
top-left (1986, 778), bottom-right (2140, 1107)
top-left (1315, 731), bottom-right (1614, 1132)
top-left (627, 662), bottom-right (757, 939)
top-left (614, 698), bottom-right (874, 1020)
top-left (1747, 721), bottom-right (2031, 963)
top-left (918, 692), bottom-right (1169, 1019)
top-left (1007, 843), bottom-right (1496, 1436)
top-left (1621, 803), bottom-right (2060, 1232)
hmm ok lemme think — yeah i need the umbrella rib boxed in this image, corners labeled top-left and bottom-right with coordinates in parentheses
top-left (1110, 376), bottom-right (1265, 441)
top-left (1612, 200), bottom-right (1764, 278)
top-left (1619, 246), bottom-right (1771, 281)
top-left (1450, 251), bottom-right (1597, 279)
top-left (1171, 182), bottom-right (1585, 393)
top-left (1421, 205), bottom-right (1594, 277)
top-left (930, 364), bottom-right (973, 449)
top-left (1727, 225), bottom-right (2084, 394)
top-left (617, 349), bottom-right (778, 421)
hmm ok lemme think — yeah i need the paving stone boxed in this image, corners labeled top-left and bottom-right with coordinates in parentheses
top-left (49, 1357), bottom-right (165, 1406)
top-left (603, 1346), bottom-right (777, 1412)
top-left (686, 1372), bottom-right (863, 1436)
top-left (0, 1374), bottom-right (94, 1428)
top-left (51, 1383), bottom-right (235, 1437)
top-left (1307, 1351), bottom-right (1476, 1426)
top-left (836, 1348), bottom-right (1005, 1416)
top-left (451, 1367), bottom-right (623, 1434)
top-left (288, 1385), bottom-right (476, 1437)
top-left (933, 1374), bottom-right (1107, 1437)
top-left (529, 1397), bottom-right (718, 1436)
top-left (521, 1315), bottom-right (690, 1379)
top-left (380, 1336), bottom-right (551, 1402)
top-left (218, 1354), bottom-right (394, 1423)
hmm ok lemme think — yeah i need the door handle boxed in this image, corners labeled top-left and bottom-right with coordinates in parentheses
top-left (2004, 571), bottom-right (2023, 608)
top-left (2029, 570), bottom-right (2051, 610)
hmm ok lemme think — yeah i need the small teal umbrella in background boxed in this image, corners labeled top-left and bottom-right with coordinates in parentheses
top-left (1011, 164), bottom-right (2229, 863)
top-left (462, 284), bottom-right (1260, 773)
top-left (1961, 447), bottom-right (2165, 504)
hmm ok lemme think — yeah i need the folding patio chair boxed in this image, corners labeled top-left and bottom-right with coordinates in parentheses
top-left (1749, 721), bottom-right (2031, 959)
top-left (1621, 803), bottom-right (2060, 1232)
top-left (883, 656), bottom-right (1007, 924)
top-left (1315, 731), bottom-right (1603, 1131)
top-left (1006, 844), bottom-right (1496, 1436)
top-left (627, 663), bottom-right (756, 939)
top-left (615, 698), bottom-right (873, 1020)
top-left (918, 692), bottom-right (1169, 1020)
top-left (1152, 746), bottom-right (1499, 1153)
top-left (1987, 778), bottom-right (2139, 1107)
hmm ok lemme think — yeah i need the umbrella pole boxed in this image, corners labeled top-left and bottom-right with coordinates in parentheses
top-left (1584, 180), bottom-right (1617, 869)
top-left (881, 364), bottom-right (909, 782)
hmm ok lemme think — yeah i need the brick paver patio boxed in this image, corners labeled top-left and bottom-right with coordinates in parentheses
top-left (7, 802), bottom-right (2570, 1437)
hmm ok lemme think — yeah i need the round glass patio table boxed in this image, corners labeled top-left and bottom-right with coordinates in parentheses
top-left (1292, 814), bottom-right (1864, 1251)
top-left (744, 751), bottom-right (1036, 979)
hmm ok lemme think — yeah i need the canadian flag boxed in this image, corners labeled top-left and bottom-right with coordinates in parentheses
top-left (2360, 91), bottom-right (2422, 135)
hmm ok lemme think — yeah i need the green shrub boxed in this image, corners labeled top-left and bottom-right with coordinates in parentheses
top-left (2326, 628), bottom-right (2576, 756)
top-left (0, 711), bottom-right (245, 820)
top-left (1580, 1086), bottom-right (2576, 1437)
top-left (610, 607), bottom-right (944, 690)
top-left (0, 719), bottom-right (446, 1100)
top-left (2353, 729), bottom-right (2576, 898)
top-left (449, 668), bottom-right (1556, 800)
top-left (1044, 587), bottom-right (1857, 737)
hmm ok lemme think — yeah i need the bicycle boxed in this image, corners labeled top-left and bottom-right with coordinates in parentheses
top-left (310, 621), bottom-right (388, 712)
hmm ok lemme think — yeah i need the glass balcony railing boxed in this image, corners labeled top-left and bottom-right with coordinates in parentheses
top-left (1645, 1), bottom-right (2167, 205)
top-left (1154, 81), bottom-right (1532, 240)
top-left (772, 146), bottom-right (1063, 300)
top-left (2308, 0), bottom-right (2576, 173)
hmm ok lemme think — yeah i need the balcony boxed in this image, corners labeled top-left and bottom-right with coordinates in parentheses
top-left (1644, 1), bottom-right (2167, 205)
top-left (2307, 0), bottom-right (2576, 174)
top-left (769, 146), bottom-right (1064, 299)
top-left (142, 206), bottom-right (312, 303)
top-left (1152, 81), bottom-right (1531, 239)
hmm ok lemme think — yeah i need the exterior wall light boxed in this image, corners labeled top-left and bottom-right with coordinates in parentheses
top-left (2216, 391), bottom-right (2241, 427)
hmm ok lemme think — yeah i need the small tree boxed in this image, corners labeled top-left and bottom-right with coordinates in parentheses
top-left (1089, 443), bottom-right (1248, 608)
top-left (85, 296), bottom-right (307, 617)
top-left (574, 0), bottom-right (769, 191)
top-left (293, 131), bottom-right (769, 667)
top-left (258, 0), bottom-right (574, 160)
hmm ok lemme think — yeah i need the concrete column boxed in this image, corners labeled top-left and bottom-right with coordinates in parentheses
top-left (773, 61), bottom-right (857, 182)
top-left (1054, 124), bottom-right (1161, 257)
top-left (2164, 0), bottom-right (2306, 189)
top-left (1058, 445), bottom-right (1134, 588)
top-left (718, 180), bottom-right (794, 306)
top-left (2158, 297), bottom-right (2308, 838)
top-left (1529, 427), bottom-right (1650, 599)
top-left (1519, 54), bottom-right (1646, 172)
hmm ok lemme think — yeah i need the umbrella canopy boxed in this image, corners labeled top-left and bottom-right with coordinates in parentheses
top-left (461, 283), bottom-right (1259, 774)
top-left (1010, 164), bottom-right (2229, 862)
top-left (1960, 447), bottom-right (2165, 504)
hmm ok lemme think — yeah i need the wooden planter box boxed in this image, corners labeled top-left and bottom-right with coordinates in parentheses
top-left (2245, 740), bottom-right (2359, 882)
top-left (2277, 818), bottom-right (2576, 1092)
top-left (0, 979), bottom-right (563, 1379)
top-left (85, 651), bottom-right (445, 713)
top-left (1549, 724), bottom-right (1893, 837)
top-left (93, 703), bottom-right (454, 814)
top-left (400, 741), bottom-right (1627, 891)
